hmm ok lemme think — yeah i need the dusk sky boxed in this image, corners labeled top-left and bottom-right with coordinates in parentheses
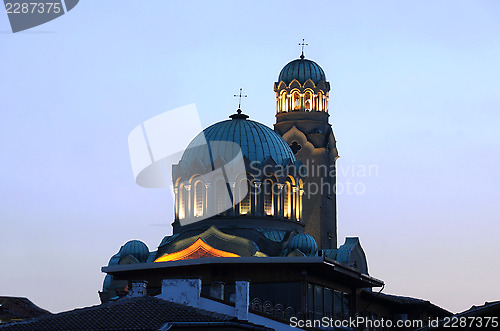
top-left (1, 1), bottom-right (499, 314)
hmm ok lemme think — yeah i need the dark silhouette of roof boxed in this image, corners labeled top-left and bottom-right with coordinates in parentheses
top-left (361, 290), bottom-right (452, 316)
top-left (0, 296), bottom-right (272, 330)
top-left (416, 300), bottom-right (500, 331)
top-left (0, 297), bottom-right (50, 323)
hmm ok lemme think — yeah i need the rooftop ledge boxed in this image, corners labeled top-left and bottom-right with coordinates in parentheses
top-left (102, 256), bottom-right (384, 288)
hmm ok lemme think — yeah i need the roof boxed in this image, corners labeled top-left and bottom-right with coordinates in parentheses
top-left (415, 301), bottom-right (500, 330)
top-left (103, 256), bottom-right (384, 288)
top-left (461, 300), bottom-right (500, 317)
top-left (361, 290), bottom-right (452, 316)
top-left (179, 117), bottom-right (296, 168)
top-left (0, 296), bottom-right (272, 331)
top-left (0, 297), bottom-right (50, 322)
top-left (278, 58), bottom-right (326, 85)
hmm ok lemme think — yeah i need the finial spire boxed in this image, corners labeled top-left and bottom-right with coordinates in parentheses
top-left (230, 88), bottom-right (249, 119)
top-left (299, 38), bottom-right (308, 59)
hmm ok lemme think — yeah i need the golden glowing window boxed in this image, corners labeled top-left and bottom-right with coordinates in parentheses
top-left (239, 179), bottom-right (251, 215)
top-left (293, 92), bottom-right (300, 110)
top-left (304, 92), bottom-right (312, 111)
top-left (296, 179), bottom-right (303, 221)
top-left (263, 179), bottom-right (274, 216)
top-left (281, 92), bottom-right (288, 112)
top-left (178, 183), bottom-right (185, 220)
top-left (194, 180), bottom-right (204, 217)
top-left (284, 182), bottom-right (292, 219)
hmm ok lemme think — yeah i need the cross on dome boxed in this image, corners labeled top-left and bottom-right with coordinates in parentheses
top-left (233, 88), bottom-right (247, 112)
top-left (230, 88), bottom-right (249, 119)
top-left (299, 38), bottom-right (308, 59)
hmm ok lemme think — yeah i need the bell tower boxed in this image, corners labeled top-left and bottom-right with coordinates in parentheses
top-left (273, 52), bottom-right (339, 249)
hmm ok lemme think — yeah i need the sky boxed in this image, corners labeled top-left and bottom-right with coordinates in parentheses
top-left (1, 0), bottom-right (499, 314)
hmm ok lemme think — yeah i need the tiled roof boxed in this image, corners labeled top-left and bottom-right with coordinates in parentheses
top-left (361, 290), bottom-right (452, 316)
top-left (0, 296), bottom-right (271, 330)
top-left (0, 297), bottom-right (50, 322)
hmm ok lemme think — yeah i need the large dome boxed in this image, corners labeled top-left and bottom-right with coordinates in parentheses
top-left (179, 115), bottom-right (296, 168)
top-left (278, 58), bottom-right (326, 85)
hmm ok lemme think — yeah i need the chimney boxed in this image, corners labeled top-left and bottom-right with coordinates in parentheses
top-left (210, 281), bottom-right (225, 300)
top-left (159, 278), bottom-right (201, 306)
top-left (234, 280), bottom-right (250, 320)
top-left (129, 280), bottom-right (148, 297)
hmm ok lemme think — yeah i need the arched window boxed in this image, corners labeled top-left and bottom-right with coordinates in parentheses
top-left (178, 183), bottom-right (185, 220)
top-left (263, 179), bottom-right (274, 216)
top-left (317, 92), bottom-right (323, 111)
top-left (216, 180), bottom-right (227, 214)
top-left (281, 92), bottom-right (288, 112)
top-left (293, 92), bottom-right (300, 110)
top-left (193, 180), bottom-right (204, 217)
top-left (296, 179), bottom-right (303, 221)
top-left (283, 181), bottom-right (292, 219)
top-left (304, 91), bottom-right (312, 111)
top-left (239, 179), bottom-right (251, 215)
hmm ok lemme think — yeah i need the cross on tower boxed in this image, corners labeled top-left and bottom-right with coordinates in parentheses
top-left (299, 38), bottom-right (308, 59)
top-left (233, 88), bottom-right (247, 114)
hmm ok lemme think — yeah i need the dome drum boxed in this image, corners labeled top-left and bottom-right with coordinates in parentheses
top-left (172, 115), bottom-right (305, 230)
top-left (172, 160), bottom-right (305, 228)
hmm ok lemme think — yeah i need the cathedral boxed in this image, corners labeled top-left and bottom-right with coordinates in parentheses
top-left (98, 50), bottom-right (450, 328)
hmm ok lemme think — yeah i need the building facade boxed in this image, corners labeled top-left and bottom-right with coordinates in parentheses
top-left (98, 53), bottom-right (450, 330)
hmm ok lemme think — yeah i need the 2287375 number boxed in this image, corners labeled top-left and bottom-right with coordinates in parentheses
top-left (5, 2), bottom-right (62, 14)
top-left (442, 316), bottom-right (498, 328)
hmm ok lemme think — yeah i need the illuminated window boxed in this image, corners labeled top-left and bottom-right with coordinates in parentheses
top-left (296, 179), bottom-right (303, 221)
top-left (194, 180), bottom-right (204, 217)
top-left (284, 181), bottom-right (292, 219)
top-left (281, 92), bottom-right (287, 112)
top-left (304, 91), bottom-right (312, 111)
top-left (239, 179), bottom-right (251, 215)
top-left (263, 179), bottom-right (274, 216)
top-left (178, 183), bottom-right (185, 219)
top-left (216, 180), bottom-right (227, 214)
top-left (317, 92), bottom-right (323, 111)
top-left (293, 92), bottom-right (300, 110)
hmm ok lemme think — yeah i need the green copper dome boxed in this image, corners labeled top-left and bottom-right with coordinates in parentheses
top-left (278, 58), bottom-right (326, 85)
top-left (120, 240), bottom-right (150, 263)
top-left (179, 114), bottom-right (296, 168)
top-left (288, 233), bottom-right (318, 256)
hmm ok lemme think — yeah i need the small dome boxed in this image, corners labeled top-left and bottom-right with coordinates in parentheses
top-left (278, 58), bottom-right (326, 85)
top-left (288, 233), bottom-right (318, 256)
top-left (102, 274), bottom-right (112, 292)
top-left (120, 240), bottom-right (149, 263)
top-left (179, 116), bottom-right (296, 168)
